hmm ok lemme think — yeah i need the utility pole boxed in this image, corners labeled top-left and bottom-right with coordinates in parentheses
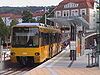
top-left (70, 22), bottom-right (76, 60)
top-left (98, 0), bottom-right (100, 68)
top-left (96, 0), bottom-right (100, 67)
top-left (45, 6), bottom-right (47, 25)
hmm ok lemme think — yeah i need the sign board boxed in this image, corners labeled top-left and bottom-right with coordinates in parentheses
top-left (70, 41), bottom-right (76, 50)
top-left (77, 26), bottom-right (83, 31)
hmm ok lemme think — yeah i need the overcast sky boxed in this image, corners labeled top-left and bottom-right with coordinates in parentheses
top-left (0, 0), bottom-right (63, 7)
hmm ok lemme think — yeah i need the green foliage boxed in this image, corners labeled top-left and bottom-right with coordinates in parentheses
top-left (10, 19), bottom-right (18, 27)
top-left (0, 6), bottom-right (45, 14)
top-left (9, 19), bottom-right (19, 34)
top-left (22, 10), bottom-right (33, 23)
top-left (30, 19), bottom-right (37, 23)
top-left (0, 17), bottom-right (9, 41)
top-left (38, 14), bottom-right (45, 23)
top-left (47, 6), bottom-right (55, 17)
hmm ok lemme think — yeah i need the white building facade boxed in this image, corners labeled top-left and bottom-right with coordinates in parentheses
top-left (54, 0), bottom-right (98, 29)
top-left (0, 11), bottom-right (44, 26)
top-left (0, 13), bottom-right (22, 26)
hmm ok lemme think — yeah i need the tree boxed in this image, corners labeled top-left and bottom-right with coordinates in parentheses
top-left (0, 17), bottom-right (9, 43)
top-left (9, 19), bottom-right (19, 34)
top-left (22, 10), bottom-right (33, 23)
top-left (47, 6), bottom-right (55, 18)
top-left (30, 18), bottom-right (37, 23)
top-left (10, 19), bottom-right (18, 27)
top-left (38, 14), bottom-right (45, 23)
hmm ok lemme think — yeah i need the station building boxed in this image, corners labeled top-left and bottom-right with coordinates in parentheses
top-left (51, 0), bottom-right (99, 55)
top-left (54, 0), bottom-right (98, 29)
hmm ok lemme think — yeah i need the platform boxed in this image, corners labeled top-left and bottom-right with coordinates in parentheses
top-left (25, 67), bottom-right (100, 75)
top-left (25, 46), bottom-right (100, 75)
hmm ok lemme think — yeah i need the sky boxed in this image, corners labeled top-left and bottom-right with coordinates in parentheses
top-left (0, 0), bottom-right (63, 7)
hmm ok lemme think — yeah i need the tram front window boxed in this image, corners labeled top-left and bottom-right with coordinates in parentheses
top-left (12, 27), bottom-right (39, 47)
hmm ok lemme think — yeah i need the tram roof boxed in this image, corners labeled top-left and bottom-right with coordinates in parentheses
top-left (16, 23), bottom-right (44, 26)
top-left (14, 23), bottom-right (60, 32)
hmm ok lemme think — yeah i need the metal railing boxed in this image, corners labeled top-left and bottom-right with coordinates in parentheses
top-left (0, 46), bottom-right (10, 62)
top-left (86, 50), bottom-right (100, 67)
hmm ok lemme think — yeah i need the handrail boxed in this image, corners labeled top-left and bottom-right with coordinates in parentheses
top-left (86, 50), bottom-right (99, 68)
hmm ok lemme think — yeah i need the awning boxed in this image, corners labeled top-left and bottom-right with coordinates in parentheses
top-left (47, 16), bottom-right (89, 28)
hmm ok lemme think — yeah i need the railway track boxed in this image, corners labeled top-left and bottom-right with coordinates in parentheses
top-left (0, 60), bottom-right (39, 75)
top-left (0, 66), bottom-right (33, 75)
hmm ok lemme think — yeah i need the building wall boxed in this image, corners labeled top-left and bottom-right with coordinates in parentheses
top-left (89, 4), bottom-right (97, 30)
top-left (54, 0), bottom-right (98, 30)
top-left (32, 16), bottom-right (42, 21)
top-left (55, 11), bottom-right (62, 17)
top-left (2, 17), bottom-right (22, 26)
top-left (17, 18), bottom-right (22, 23)
top-left (89, 8), bottom-right (94, 29)
top-left (2, 17), bottom-right (11, 26)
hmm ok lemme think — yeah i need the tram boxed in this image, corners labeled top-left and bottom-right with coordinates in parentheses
top-left (10, 23), bottom-right (62, 65)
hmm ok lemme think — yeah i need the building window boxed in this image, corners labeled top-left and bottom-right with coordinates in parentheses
top-left (56, 11), bottom-right (61, 17)
top-left (93, 11), bottom-right (95, 17)
top-left (63, 10), bottom-right (69, 17)
top-left (67, 11), bottom-right (69, 16)
top-left (75, 10), bottom-right (78, 16)
top-left (57, 12), bottom-right (59, 14)
top-left (80, 9), bottom-right (86, 16)
top-left (71, 11), bottom-right (74, 16)
top-left (82, 10), bottom-right (85, 15)
top-left (64, 2), bottom-right (79, 8)
top-left (93, 14), bottom-right (95, 17)
top-left (64, 12), bottom-right (66, 16)
top-left (93, 19), bottom-right (95, 21)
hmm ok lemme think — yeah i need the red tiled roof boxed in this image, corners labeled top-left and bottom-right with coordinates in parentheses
top-left (0, 13), bottom-right (22, 19)
top-left (10, 15), bottom-right (22, 19)
top-left (0, 11), bottom-right (45, 19)
top-left (55, 0), bottom-right (95, 10)
top-left (61, 0), bottom-right (94, 3)
top-left (0, 13), bottom-right (13, 17)
top-left (32, 11), bottom-right (45, 17)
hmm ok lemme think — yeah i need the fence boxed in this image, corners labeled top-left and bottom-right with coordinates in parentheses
top-left (86, 50), bottom-right (100, 67)
top-left (0, 46), bottom-right (10, 62)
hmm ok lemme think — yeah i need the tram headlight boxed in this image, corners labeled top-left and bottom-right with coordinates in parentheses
top-left (35, 52), bottom-right (40, 56)
top-left (11, 52), bottom-right (15, 55)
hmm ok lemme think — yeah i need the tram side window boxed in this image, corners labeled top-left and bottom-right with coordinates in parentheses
top-left (41, 33), bottom-right (49, 46)
top-left (53, 33), bottom-right (57, 43)
top-left (41, 33), bottom-right (45, 46)
top-left (45, 33), bottom-right (49, 44)
top-left (55, 33), bottom-right (58, 43)
top-left (58, 34), bottom-right (62, 43)
top-left (49, 33), bottom-right (53, 44)
top-left (50, 33), bottom-right (56, 43)
top-left (59, 34), bottom-right (62, 42)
